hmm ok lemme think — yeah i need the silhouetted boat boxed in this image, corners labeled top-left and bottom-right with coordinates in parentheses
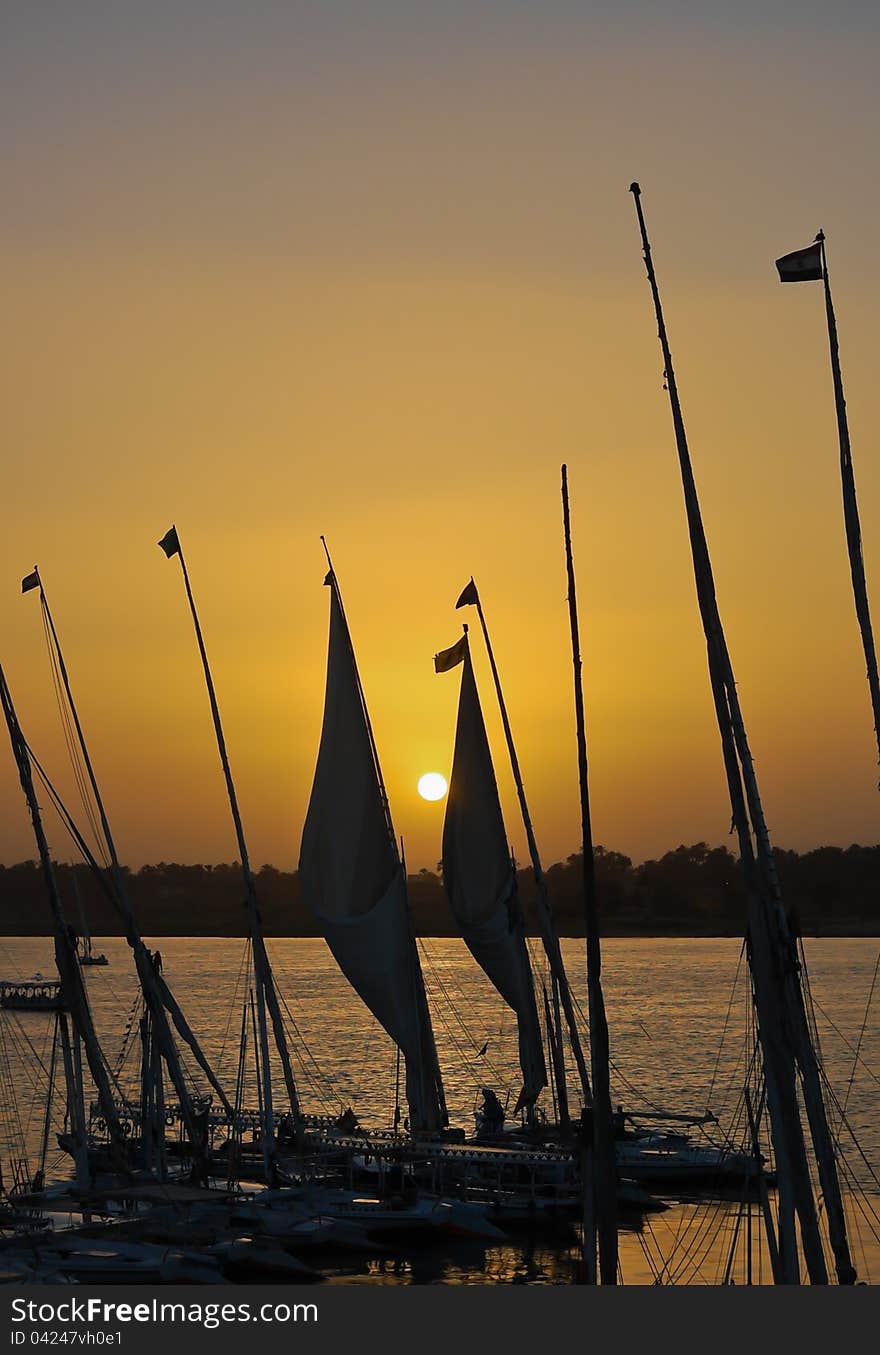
top-left (0, 979), bottom-right (62, 1012)
top-left (74, 874), bottom-right (108, 967)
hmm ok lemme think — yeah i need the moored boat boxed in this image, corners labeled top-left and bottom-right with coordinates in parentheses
top-left (0, 979), bottom-right (61, 1012)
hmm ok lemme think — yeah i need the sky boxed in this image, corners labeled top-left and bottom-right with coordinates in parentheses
top-left (1, 2), bottom-right (879, 874)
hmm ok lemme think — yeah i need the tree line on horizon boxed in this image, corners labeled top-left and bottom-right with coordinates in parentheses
top-left (0, 841), bottom-right (878, 938)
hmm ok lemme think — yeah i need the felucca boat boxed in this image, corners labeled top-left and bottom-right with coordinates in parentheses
top-left (629, 181), bottom-right (861, 1284)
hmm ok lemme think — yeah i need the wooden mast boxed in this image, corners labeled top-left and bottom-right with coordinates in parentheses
top-left (630, 182), bottom-right (855, 1284)
top-left (817, 231), bottom-right (880, 776)
top-left (57, 1012), bottom-right (91, 1197)
top-left (0, 662), bottom-right (125, 1161)
top-left (26, 568), bottom-right (220, 1181)
top-left (456, 579), bottom-right (590, 1119)
top-left (160, 527), bottom-right (302, 1179)
top-left (561, 465), bottom-right (619, 1286)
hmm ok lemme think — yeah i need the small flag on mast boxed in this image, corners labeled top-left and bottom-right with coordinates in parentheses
top-left (21, 570), bottom-right (40, 594)
top-left (775, 241), bottom-right (823, 283)
top-left (434, 635), bottom-right (468, 673)
top-left (158, 526), bottom-right (180, 559)
top-left (455, 579), bottom-right (479, 609)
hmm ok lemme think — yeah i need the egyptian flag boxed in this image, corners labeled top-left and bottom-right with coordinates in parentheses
top-left (775, 242), bottom-right (823, 283)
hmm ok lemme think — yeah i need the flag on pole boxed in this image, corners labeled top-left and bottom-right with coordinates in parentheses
top-left (21, 570), bottom-right (39, 594)
top-left (775, 242), bottom-right (823, 283)
top-left (434, 635), bottom-right (468, 673)
top-left (158, 526), bottom-right (180, 559)
top-left (455, 579), bottom-right (479, 609)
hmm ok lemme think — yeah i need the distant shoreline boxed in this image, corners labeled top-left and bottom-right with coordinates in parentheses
top-left (2, 842), bottom-right (878, 940)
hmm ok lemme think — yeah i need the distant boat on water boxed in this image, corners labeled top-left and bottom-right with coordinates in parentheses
top-left (77, 945), bottom-right (108, 968)
top-left (0, 977), bottom-right (62, 1011)
top-left (72, 869), bottom-right (108, 967)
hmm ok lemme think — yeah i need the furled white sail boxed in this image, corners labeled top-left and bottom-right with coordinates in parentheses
top-left (299, 579), bottom-right (444, 1131)
top-left (441, 638), bottom-right (547, 1110)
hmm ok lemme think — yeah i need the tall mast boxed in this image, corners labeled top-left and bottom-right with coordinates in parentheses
top-left (818, 233), bottom-right (880, 775)
top-left (159, 526), bottom-right (302, 1178)
top-left (0, 662), bottom-right (125, 1158)
top-left (631, 182), bottom-right (855, 1284)
top-left (455, 578), bottom-right (589, 1118)
top-left (57, 1012), bottom-right (90, 1196)
top-left (560, 466), bottom-right (618, 1286)
top-left (24, 567), bottom-right (226, 1180)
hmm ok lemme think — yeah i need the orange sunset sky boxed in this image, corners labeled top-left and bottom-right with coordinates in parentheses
top-left (2, 3), bottom-right (879, 874)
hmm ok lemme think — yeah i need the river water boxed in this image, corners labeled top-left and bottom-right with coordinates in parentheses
top-left (1, 936), bottom-right (878, 1284)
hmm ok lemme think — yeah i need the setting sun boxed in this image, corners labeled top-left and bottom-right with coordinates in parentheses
top-left (417, 772), bottom-right (448, 802)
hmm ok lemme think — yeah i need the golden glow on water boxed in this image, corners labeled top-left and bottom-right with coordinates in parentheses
top-left (320, 1207), bottom-right (880, 1286)
top-left (0, 936), bottom-right (877, 1283)
top-left (3, 9), bottom-right (878, 1286)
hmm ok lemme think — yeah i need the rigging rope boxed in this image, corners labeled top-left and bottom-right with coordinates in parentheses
top-left (418, 940), bottom-right (508, 1089)
top-left (705, 940), bottom-right (746, 1111)
top-left (839, 948), bottom-right (880, 1130)
top-left (40, 597), bottom-right (107, 870)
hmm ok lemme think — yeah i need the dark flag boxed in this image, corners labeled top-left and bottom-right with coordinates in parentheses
top-left (775, 242), bottom-right (823, 283)
top-left (434, 635), bottom-right (468, 673)
top-left (158, 526), bottom-right (180, 559)
top-left (455, 579), bottom-right (479, 609)
top-left (477, 1040), bottom-right (489, 1058)
top-left (21, 570), bottom-right (39, 594)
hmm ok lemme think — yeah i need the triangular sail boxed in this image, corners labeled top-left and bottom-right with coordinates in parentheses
top-left (440, 637), bottom-right (547, 1111)
top-left (454, 578), bottom-right (591, 1114)
top-left (299, 576), bottom-right (445, 1132)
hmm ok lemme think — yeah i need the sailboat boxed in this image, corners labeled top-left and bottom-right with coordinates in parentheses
top-left (290, 554), bottom-right (749, 1225)
top-left (72, 869), bottom-right (108, 967)
top-left (299, 547), bottom-right (447, 1137)
top-left (158, 525), bottom-right (302, 1186)
top-left (21, 565), bottom-right (233, 1185)
top-left (433, 626), bottom-right (547, 1124)
top-left (630, 182), bottom-right (858, 1284)
top-left (0, 661), bottom-right (129, 1192)
top-left (453, 578), bottom-right (590, 1131)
